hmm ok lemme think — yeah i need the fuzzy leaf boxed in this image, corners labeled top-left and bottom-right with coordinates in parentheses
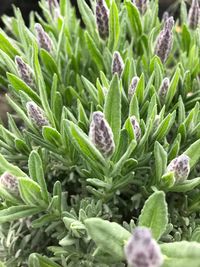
top-left (104, 74), bottom-right (121, 147)
top-left (138, 191), bottom-right (168, 240)
top-left (161, 241), bottom-right (200, 267)
top-left (85, 218), bottom-right (131, 261)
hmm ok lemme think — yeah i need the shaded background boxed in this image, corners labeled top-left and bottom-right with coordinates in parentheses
top-left (0, 0), bottom-right (177, 25)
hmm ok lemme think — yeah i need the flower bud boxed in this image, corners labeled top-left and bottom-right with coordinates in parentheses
top-left (132, 0), bottom-right (148, 15)
top-left (130, 116), bottom-right (141, 141)
top-left (125, 227), bottom-right (163, 267)
top-left (155, 17), bottom-right (174, 63)
top-left (188, 0), bottom-right (200, 29)
top-left (15, 56), bottom-right (34, 88)
top-left (35, 23), bottom-right (53, 52)
top-left (162, 11), bottom-right (169, 23)
top-left (48, 0), bottom-right (60, 19)
top-left (167, 154), bottom-right (190, 183)
top-left (158, 77), bottom-right (170, 104)
top-left (0, 172), bottom-right (19, 196)
top-left (26, 101), bottom-right (49, 128)
top-left (96, 0), bottom-right (109, 39)
top-left (89, 111), bottom-right (115, 157)
top-left (128, 76), bottom-right (139, 99)
top-left (112, 51), bottom-right (124, 77)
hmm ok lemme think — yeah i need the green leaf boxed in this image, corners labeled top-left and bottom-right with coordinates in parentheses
top-left (28, 151), bottom-right (49, 203)
top-left (104, 74), bottom-right (121, 147)
top-left (77, 0), bottom-right (99, 41)
top-left (0, 206), bottom-right (44, 223)
top-left (19, 177), bottom-right (45, 206)
top-left (169, 178), bottom-right (200, 192)
top-left (108, 1), bottom-right (120, 51)
top-left (0, 153), bottom-right (27, 177)
top-left (33, 44), bottom-right (55, 128)
top-left (69, 121), bottom-right (107, 169)
top-left (85, 31), bottom-right (104, 70)
top-left (165, 67), bottom-right (180, 108)
top-left (184, 139), bottom-right (200, 168)
top-left (161, 241), bottom-right (200, 267)
top-left (0, 30), bottom-right (20, 57)
top-left (125, 0), bottom-right (142, 36)
top-left (7, 72), bottom-right (40, 103)
top-left (40, 49), bottom-right (59, 78)
top-left (138, 191), bottom-right (168, 240)
top-left (42, 126), bottom-right (62, 148)
top-left (29, 253), bottom-right (61, 267)
top-left (85, 218), bottom-right (131, 261)
top-left (154, 142), bottom-right (167, 183)
top-left (0, 49), bottom-right (18, 74)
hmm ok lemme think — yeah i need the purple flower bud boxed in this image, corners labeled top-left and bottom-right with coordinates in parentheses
top-left (26, 101), bottom-right (49, 128)
top-left (130, 116), bottom-right (141, 141)
top-left (167, 154), bottom-right (190, 183)
top-left (128, 76), bottom-right (139, 99)
top-left (15, 56), bottom-right (34, 88)
top-left (125, 227), bottom-right (163, 267)
top-left (48, 0), bottom-right (60, 19)
top-left (188, 0), bottom-right (200, 29)
top-left (112, 51), bottom-right (124, 77)
top-left (155, 17), bottom-right (174, 63)
top-left (89, 111), bottom-right (115, 157)
top-left (162, 11), bottom-right (169, 23)
top-left (0, 172), bottom-right (19, 196)
top-left (35, 23), bottom-right (53, 53)
top-left (158, 77), bottom-right (170, 104)
top-left (132, 0), bottom-right (148, 15)
top-left (96, 0), bottom-right (109, 39)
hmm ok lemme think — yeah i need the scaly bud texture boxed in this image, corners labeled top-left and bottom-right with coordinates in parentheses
top-left (125, 227), bottom-right (163, 267)
top-left (112, 51), bottom-right (124, 77)
top-left (15, 56), bottom-right (34, 88)
top-left (26, 101), bottom-right (49, 128)
top-left (167, 154), bottom-right (190, 183)
top-left (132, 0), bottom-right (148, 14)
top-left (162, 11), bottom-right (169, 23)
top-left (128, 76), bottom-right (139, 99)
top-left (48, 0), bottom-right (60, 19)
top-left (96, 0), bottom-right (109, 39)
top-left (188, 0), bottom-right (200, 29)
top-left (35, 23), bottom-right (53, 52)
top-left (130, 116), bottom-right (141, 141)
top-left (89, 111), bottom-right (115, 157)
top-left (0, 172), bottom-right (19, 196)
top-left (155, 16), bottom-right (174, 63)
top-left (158, 77), bottom-right (170, 103)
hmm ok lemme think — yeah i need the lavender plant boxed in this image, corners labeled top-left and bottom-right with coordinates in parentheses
top-left (0, 0), bottom-right (199, 266)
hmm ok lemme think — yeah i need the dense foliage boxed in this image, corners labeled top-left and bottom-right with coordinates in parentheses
top-left (0, 0), bottom-right (200, 266)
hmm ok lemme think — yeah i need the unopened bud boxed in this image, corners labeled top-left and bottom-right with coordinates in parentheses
top-left (158, 77), bottom-right (170, 104)
top-left (48, 0), bottom-right (60, 19)
top-left (0, 172), bottom-right (19, 196)
top-left (155, 17), bottom-right (174, 63)
top-left (188, 0), bottom-right (200, 29)
top-left (89, 111), bottom-right (115, 157)
top-left (125, 227), bottom-right (163, 267)
top-left (162, 11), bottom-right (169, 23)
top-left (15, 56), bottom-right (34, 88)
top-left (35, 23), bottom-right (53, 52)
top-left (112, 51), bottom-right (124, 77)
top-left (167, 154), bottom-right (190, 183)
top-left (130, 116), bottom-right (141, 141)
top-left (132, 0), bottom-right (148, 15)
top-left (128, 76), bottom-right (139, 99)
top-left (26, 101), bottom-right (49, 128)
top-left (96, 0), bottom-right (109, 39)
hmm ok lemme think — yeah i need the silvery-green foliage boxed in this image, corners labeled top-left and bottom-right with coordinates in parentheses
top-left (0, 0), bottom-right (199, 266)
